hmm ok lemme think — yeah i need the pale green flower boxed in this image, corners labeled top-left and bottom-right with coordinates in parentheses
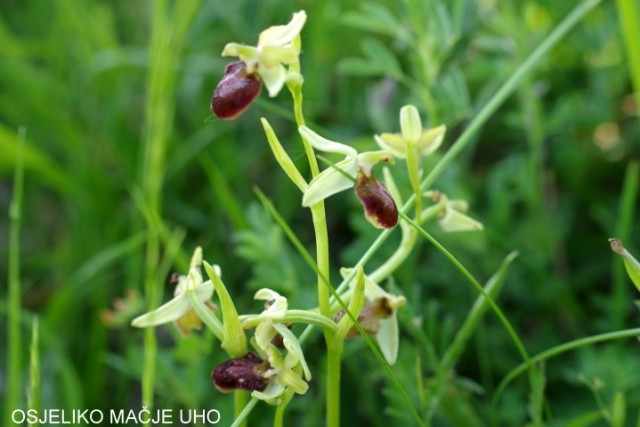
top-left (244, 288), bottom-right (312, 404)
top-left (249, 288), bottom-right (290, 351)
top-left (339, 268), bottom-right (406, 365)
top-left (375, 105), bottom-right (446, 159)
top-left (299, 125), bottom-right (392, 207)
top-left (425, 191), bottom-right (483, 232)
top-left (131, 248), bottom-right (219, 336)
top-left (222, 11), bottom-right (306, 97)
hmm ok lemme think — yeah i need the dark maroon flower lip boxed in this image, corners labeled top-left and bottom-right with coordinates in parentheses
top-left (354, 174), bottom-right (398, 229)
top-left (211, 61), bottom-right (262, 120)
top-left (212, 352), bottom-right (270, 393)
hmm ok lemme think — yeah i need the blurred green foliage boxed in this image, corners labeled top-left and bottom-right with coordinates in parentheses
top-left (1, 0), bottom-right (639, 425)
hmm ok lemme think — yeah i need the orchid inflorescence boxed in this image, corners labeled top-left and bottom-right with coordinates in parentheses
top-left (132, 9), bottom-right (484, 425)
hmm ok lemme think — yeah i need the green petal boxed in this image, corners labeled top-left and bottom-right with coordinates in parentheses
top-left (131, 293), bottom-right (190, 327)
top-left (400, 105), bottom-right (422, 143)
top-left (260, 64), bottom-right (286, 97)
top-left (299, 126), bottom-right (357, 156)
top-left (439, 207), bottom-right (484, 232)
top-left (261, 46), bottom-right (299, 67)
top-left (252, 381), bottom-right (285, 404)
top-left (274, 323), bottom-right (311, 381)
top-left (221, 43), bottom-right (259, 62)
top-left (254, 320), bottom-right (276, 351)
top-left (417, 124), bottom-right (446, 156)
top-left (302, 159), bottom-right (357, 206)
top-left (375, 133), bottom-right (407, 158)
top-left (356, 150), bottom-right (393, 176)
top-left (376, 315), bottom-right (399, 365)
top-left (258, 11), bottom-right (307, 47)
top-left (277, 368), bottom-right (308, 394)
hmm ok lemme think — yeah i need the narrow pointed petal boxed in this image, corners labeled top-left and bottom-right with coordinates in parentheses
top-left (131, 294), bottom-right (190, 327)
top-left (299, 126), bottom-right (357, 156)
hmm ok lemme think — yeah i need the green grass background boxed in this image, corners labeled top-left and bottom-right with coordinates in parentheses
top-left (1, 0), bottom-right (640, 425)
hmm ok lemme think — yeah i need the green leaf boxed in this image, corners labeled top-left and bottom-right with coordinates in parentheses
top-left (361, 38), bottom-right (402, 79)
top-left (337, 57), bottom-right (383, 77)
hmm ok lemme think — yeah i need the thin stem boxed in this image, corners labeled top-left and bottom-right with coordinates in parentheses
top-left (6, 127), bottom-right (26, 426)
top-left (400, 212), bottom-right (530, 365)
top-left (230, 398), bottom-right (258, 427)
top-left (234, 392), bottom-right (248, 427)
top-left (288, 79), bottom-right (338, 426)
top-left (492, 327), bottom-right (640, 421)
top-left (28, 317), bottom-right (40, 427)
top-left (242, 310), bottom-right (338, 334)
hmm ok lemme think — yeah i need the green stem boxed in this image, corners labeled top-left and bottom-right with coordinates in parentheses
top-left (242, 310), bottom-right (338, 334)
top-left (326, 349), bottom-right (342, 427)
top-left (6, 127), bottom-right (25, 426)
top-left (289, 79), bottom-right (338, 426)
top-left (616, 0), bottom-right (640, 113)
top-left (28, 317), bottom-right (40, 427)
top-left (230, 398), bottom-right (258, 427)
top-left (234, 392), bottom-right (248, 427)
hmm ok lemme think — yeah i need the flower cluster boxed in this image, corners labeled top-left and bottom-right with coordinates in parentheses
top-left (130, 8), bottom-right (488, 425)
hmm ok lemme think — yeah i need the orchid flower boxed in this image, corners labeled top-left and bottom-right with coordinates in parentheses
top-left (425, 191), bottom-right (484, 232)
top-left (374, 105), bottom-right (446, 159)
top-left (339, 268), bottom-right (406, 365)
top-left (221, 11), bottom-right (307, 97)
top-left (131, 247), bottom-right (218, 336)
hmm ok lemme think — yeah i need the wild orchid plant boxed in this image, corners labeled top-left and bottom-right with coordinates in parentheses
top-left (132, 10), bottom-right (481, 426)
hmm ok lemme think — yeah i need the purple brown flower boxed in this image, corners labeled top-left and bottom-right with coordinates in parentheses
top-left (211, 61), bottom-right (262, 120)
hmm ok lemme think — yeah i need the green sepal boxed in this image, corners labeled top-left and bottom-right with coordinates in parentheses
top-left (262, 118), bottom-right (308, 192)
top-left (204, 261), bottom-right (247, 357)
top-left (335, 266), bottom-right (366, 341)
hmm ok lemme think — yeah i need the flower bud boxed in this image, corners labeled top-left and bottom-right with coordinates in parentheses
top-left (355, 174), bottom-right (398, 229)
top-left (212, 352), bottom-right (270, 393)
top-left (211, 61), bottom-right (262, 120)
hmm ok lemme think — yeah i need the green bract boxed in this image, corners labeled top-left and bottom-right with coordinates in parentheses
top-left (340, 268), bottom-right (406, 365)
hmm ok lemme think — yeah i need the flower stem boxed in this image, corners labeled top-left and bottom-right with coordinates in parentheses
top-left (289, 81), bottom-right (340, 427)
top-left (234, 392), bottom-right (248, 427)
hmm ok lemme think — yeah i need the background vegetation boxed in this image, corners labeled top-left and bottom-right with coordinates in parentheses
top-left (1, 0), bottom-right (639, 425)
